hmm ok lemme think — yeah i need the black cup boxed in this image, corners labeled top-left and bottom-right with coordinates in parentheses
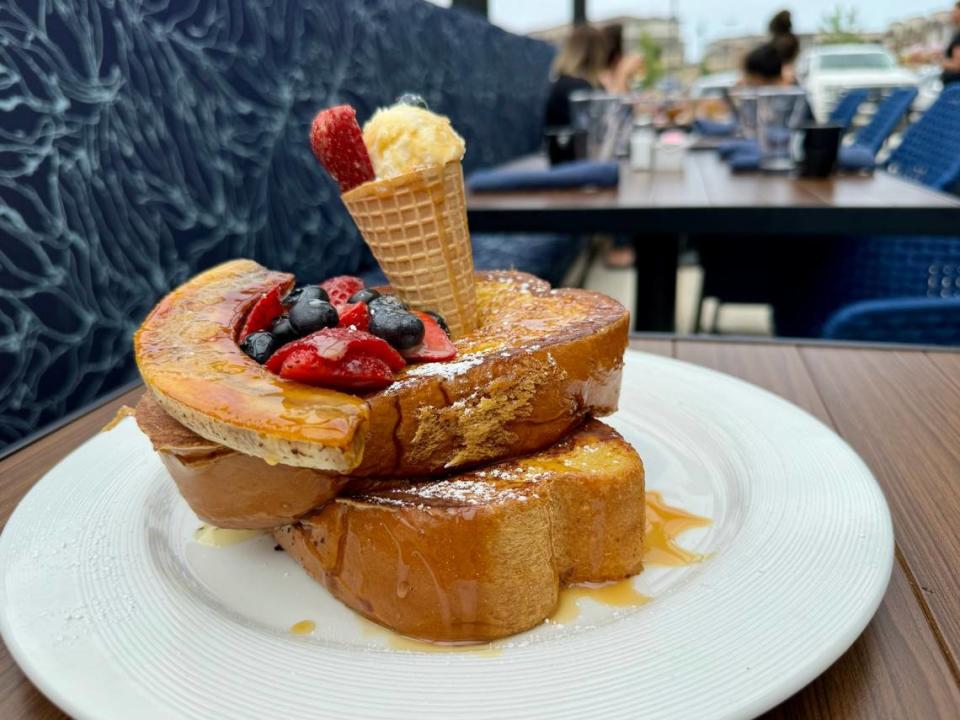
top-left (799, 124), bottom-right (843, 178)
top-left (545, 127), bottom-right (588, 166)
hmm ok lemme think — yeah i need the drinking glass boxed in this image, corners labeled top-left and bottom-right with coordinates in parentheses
top-left (756, 88), bottom-right (807, 172)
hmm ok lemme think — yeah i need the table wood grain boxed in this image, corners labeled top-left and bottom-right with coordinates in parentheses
top-left (2, 340), bottom-right (960, 718)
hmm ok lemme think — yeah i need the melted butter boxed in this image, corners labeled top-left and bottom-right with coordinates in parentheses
top-left (551, 493), bottom-right (711, 624)
top-left (644, 491), bottom-right (711, 566)
top-left (100, 405), bottom-right (136, 432)
top-left (289, 620), bottom-right (316, 635)
top-left (193, 525), bottom-right (263, 547)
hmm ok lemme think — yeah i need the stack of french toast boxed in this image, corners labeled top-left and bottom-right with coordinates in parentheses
top-left (133, 257), bottom-right (641, 643)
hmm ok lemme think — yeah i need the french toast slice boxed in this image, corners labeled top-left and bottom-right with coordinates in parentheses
top-left (134, 393), bottom-right (349, 528)
top-left (135, 260), bottom-right (629, 477)
top-left (274, 419), bottom-right (645, 643)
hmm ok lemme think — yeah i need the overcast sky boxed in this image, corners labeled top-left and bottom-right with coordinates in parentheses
top-left (430, 1), bottom-right (953, 59)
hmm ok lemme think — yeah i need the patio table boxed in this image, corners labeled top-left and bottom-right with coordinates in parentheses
top-left (466, 153), bottom-right (960, 331)
top-left (2, 337), bottom-right (959, 718)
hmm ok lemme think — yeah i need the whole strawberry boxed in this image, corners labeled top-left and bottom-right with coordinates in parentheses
top-left (310, 106), bottom-right (375, 193)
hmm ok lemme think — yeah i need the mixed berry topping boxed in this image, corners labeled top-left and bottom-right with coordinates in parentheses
top-left (265, 328), bottom-right (405, 392)
top-left (238, 275), bottom-right (456, 391)
top-left (239, 286), bottom-right (285, 343)
top-left (309, 107), bottom-right (375, 194)
top-left (288, 297), bottom-right (338, 336)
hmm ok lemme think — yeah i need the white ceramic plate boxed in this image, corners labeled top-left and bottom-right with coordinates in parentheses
top-left (0, 351), bottom-right (893, 720)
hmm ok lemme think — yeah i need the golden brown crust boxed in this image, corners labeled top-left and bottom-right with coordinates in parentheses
top-left (135, 393), bottom-right (349, 529)
top-left (135, 262), bottom-right (628, 478)
top-left (356, 271), bottom-right (629, 475)
top-left (134, 260), bottom-right (369, 471)
top-left (274, 420), bottom-right (645, 642)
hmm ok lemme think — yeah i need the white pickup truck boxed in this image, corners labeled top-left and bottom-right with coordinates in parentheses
top-left (796, 44), bottom-right (918, 121)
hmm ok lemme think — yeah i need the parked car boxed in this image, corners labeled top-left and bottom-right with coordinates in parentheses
top-left (796, 44), bottom-right (918, 121)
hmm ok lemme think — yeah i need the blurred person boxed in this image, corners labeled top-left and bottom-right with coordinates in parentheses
top-left (741, 42), bottom-right (815, 126)
top-left (544, 24), bottom-right (607, 128)
top-left (769, 10), bottom-right (800, 83)
top-left (599, 23), bottom-right (645, 94)
top-left (943, 2), bottom-right (960, 86)
top-left (742, 43), bottom-right (787, 86)
top-left (597, 23), bottom-right (644, 268)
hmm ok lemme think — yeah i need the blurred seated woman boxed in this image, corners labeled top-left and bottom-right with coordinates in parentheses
top-left (741, 42), bottom-right (814, 125)
top-left (599, 23), bottom-right (645, 95)
top-left (769, 10), bottom-right (800, 84)
top-left (544, 24), bottom-right (607, 128)
top-left (742, 43), bottom-right (787, 87)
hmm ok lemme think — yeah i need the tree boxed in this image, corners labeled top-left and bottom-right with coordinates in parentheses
top-left (819, 5), bottom-right (864, 45)
top-left (637, 32), bottom-right (664, 89)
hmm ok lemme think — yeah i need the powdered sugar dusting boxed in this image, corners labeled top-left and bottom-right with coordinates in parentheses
top-left (399, 353), bottom-right (486, 380)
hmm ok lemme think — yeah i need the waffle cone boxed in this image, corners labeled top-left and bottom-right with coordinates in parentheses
top-left (341, 160), bottom-right (477, 337)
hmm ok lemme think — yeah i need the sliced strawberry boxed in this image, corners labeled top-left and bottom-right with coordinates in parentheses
top-left (320, 275), bottom-right (365, 306)
top-left (402, 312), bottom-right (458, 362)
top-left (337, 302), bottom-right (370, 331)
top-left (310, 106), bottom-right (375, 193)
top-left (280, 352), bottom-right (394, 392)
top-left (264, 328), bottom-right (405, 390)
top-left (239, 286), bottom-right (285, 343)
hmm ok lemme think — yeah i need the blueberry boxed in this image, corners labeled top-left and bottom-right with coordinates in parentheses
top-left (288, 298), bottom-right (339, 335)
top-left (424, 310), bottom-right (451, 336)
top-left (368, 295), bottom-right (408, 314)
top-left (369, 310), bottom-right (424, 350)
top-left (347, 287), bottom-right (381, 305)
top-left (396, 93), bottom-right (428, 110)
top-left (270, 315), bottom-right (298, 345)
top-left (284, 285), bottom-right (328, 306)
top-left (241, 331), bottom-right (278, 364)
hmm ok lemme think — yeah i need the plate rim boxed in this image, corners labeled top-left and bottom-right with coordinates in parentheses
top-left (0, 349), bottom-right (895, 720)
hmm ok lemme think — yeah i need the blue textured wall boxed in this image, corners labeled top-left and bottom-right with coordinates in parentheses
top-left (0, 0), bottom-right (554, 448)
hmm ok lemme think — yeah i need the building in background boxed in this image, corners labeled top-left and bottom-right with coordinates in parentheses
top-left (703, 34), bottom-right (803, 73)
top-left (529, 16), bottom-right (685, 74)
top-left (887, 11), bottom-right (954, 64)
top-left (703, 30), bottom-right (887, 74)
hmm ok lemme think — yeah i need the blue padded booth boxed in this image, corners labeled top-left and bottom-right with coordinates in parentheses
top-left (0, 0), bottom-right (556, 450)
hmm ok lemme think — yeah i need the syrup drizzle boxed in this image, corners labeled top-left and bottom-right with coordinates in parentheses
top-left (643, 491), bottom-right (712, 566)
top-left (550, 579), bottom-right (650, 624)
top-left (100, 405), bottom-right (136, 433)
top-left (549, 492), bottom-right (710, 624)
top-left (289, 620), bottom-right (316, 635)
top-left (360, 618), bottom-right (502, 655)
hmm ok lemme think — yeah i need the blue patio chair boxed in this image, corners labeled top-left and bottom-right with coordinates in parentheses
top-left (822, 297), bottom-right (960, 344)
top-left (787, 235), bottom-right (960, 344)
top-left (838, 87), bottom-right (918, 172)
top-left (827, 88), bottom-right (869, 130)
top-left (886, 84), bottom-right (960, 191)
top-left (702, 89), bottom-right (960, 344)
top-left (788, 88), bottom-right (960, 344)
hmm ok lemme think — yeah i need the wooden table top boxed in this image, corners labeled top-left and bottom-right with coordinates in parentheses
top-left (2, 337), bottom-right (960, 718)
top-left (466, 153), bottom-right (960, 235)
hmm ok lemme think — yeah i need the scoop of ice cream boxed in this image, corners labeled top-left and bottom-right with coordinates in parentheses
top-left (362, 104), bottom-right (465, 179)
